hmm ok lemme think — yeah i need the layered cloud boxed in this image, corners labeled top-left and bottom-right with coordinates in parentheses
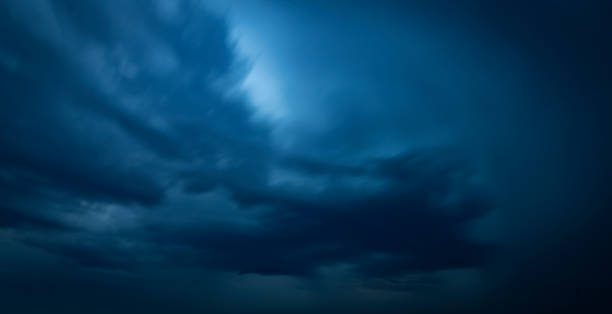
top-left (2, 1), bottom-right (610, 314)
top-left (0, 0), bottom-right (494, 285)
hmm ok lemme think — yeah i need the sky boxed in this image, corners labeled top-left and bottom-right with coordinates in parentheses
top-left (0, 1), bottom-right (611, 313)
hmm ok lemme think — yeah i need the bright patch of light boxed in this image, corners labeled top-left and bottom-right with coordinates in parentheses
top-left (232, 27), bottom-right (286, 121)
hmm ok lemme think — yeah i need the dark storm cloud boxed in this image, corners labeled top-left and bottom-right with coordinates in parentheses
top-left (0, 0), bottom-right (263, 206)
top-left (0, 0), bottom-right (493, 287)
top-left (2, 1), bottom-right (610, 314)
top-left (0, 0), bottom-right (265, 275)
top-left (0, 205), bottom-right (67, 231)
top-left (154, 150), bottom-right (494, 281)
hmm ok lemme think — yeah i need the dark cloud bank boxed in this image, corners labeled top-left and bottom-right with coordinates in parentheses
top-left (1, 1), bottom-right (611, 313)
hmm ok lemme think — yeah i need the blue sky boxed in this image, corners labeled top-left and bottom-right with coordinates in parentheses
top-left (1, 1), bottom-right (611, 313)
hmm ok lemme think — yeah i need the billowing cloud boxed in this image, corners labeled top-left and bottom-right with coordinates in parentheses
top-left (1, 1), bottom-right (611, 314)
top-left (0, 0), bottom-right (492, 281)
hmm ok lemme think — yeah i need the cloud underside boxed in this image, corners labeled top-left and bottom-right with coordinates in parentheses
top-left (0, 0), bottom-right (494, 287)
